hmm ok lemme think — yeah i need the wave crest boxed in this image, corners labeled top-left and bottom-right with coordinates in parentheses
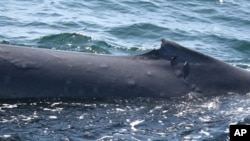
top-left (36, 33), bottom-right (112, 54)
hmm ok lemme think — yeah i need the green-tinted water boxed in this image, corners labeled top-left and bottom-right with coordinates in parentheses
top-left (1, 0), bottom-right (250, 65)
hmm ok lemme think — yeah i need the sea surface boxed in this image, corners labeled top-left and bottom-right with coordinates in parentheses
top-left (0, 0), bottom-right (250, 140)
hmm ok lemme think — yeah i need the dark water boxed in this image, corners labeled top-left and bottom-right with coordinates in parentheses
top-left (0, 0), bottom-right (250, 140)
top-left (1, 95), bottom-right (250, 141)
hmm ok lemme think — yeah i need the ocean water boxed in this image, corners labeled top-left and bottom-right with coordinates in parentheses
top-left (0, 0), bottom-right (250, 140)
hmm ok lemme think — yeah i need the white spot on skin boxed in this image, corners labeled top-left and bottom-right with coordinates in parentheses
top-left (175, 70), bottom-right (182, 77)
top-left (100, 64), bottom-right (108, 69)
top-left (146, 71), bottom-right (152, 77)
top-left (227, 92), bottom-right (238, 95)
top-left (67, 64), bottom-right (73, 68)
top-left (127, 79), bottom-right (136, 87)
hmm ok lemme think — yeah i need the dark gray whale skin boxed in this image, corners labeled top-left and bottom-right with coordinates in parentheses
top-left (0, 39), bottom-right (250, 99)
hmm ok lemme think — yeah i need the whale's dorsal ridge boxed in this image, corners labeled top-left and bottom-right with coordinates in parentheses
top-left (1, 40), bottom-right (250, 99)
top-left (140, 38), bottom-right (204, 61)
top-left (138, 38), bottom-right (178, 59)
top-left (157, 38), bottom-right (212, 63)
top-left (160, 38), bottom-right (183, 49)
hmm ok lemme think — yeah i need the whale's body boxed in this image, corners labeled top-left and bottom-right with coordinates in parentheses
top-left (0, 39), bottom-right (250, 99)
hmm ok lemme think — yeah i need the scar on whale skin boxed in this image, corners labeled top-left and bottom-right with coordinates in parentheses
top-left (1, 38), bottom-right (250, 99)
top-left (170, 56), bottom-right (178, 67)
top-left (182, 61), bottom-right (189, 79)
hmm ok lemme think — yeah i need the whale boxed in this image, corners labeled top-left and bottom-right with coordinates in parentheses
top-left (0, 39), bottom-right (250, 99)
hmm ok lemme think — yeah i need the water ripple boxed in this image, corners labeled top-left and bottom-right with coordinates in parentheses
top-left (0, 95), bottom-right (250, 140)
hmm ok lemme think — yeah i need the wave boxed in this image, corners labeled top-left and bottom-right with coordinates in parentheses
top-left (0, 40), bottom-right (11, 44)
top-left (36, 33), bottom-right (152, 55)
top-left (202, 34), bottom-right (250, 53)
top-left (36, 33), bottom-right (114, 54)
top-left (232, 40), bottom-right (250, 53)
top-left (107, 23), bottom-right (171, 40)
top-left (1, 32), bottom-right (150, 55)
top-left (107, 22), bottom-right (201, 45)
